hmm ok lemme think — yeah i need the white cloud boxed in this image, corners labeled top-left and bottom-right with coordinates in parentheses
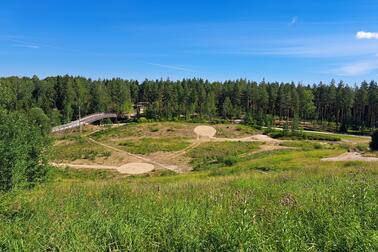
top-left (147, 63), bottom-right (195, 72)
top-left (356, 31), bottom-right (378, 39)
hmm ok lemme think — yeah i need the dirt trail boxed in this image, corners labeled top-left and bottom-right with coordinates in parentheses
top-left (52, 162), bottom-right (155, 175)
top-left (182, 126), bottom-right (285, 158)
top-left (165, 141), bottom-right (202, 159)
top-left (52, 135), bottom-right (183, 174)
top-left (54, 125), bottom-right (287, 174)
top-left (87, 138), bottom-right (181, 173)
top-left (321, 152), bottom-right (378, 162)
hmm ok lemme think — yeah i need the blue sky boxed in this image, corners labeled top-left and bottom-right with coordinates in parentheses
top-left (1, 0), bottom-right (378, 83)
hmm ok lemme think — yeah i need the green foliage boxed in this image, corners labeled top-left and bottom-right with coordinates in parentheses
top-left (280, 141), bottom-right (337, 151)
top-left (123, 100), bottom-right (133, 114)
top-left (188, 142), bottom-right (260, 170)
top-left (119, 137), bottom-right (190, 154)
top-left (268, 130), bottom-right (341, 141)
top-left (53, 136), bottom-right (112, 161)
top-left (1, 76), bottom-right (378, 130)
top-left (0, 110), bottom-right (50, 191)
top-left (0, 165), bottom-right (376, 251)
top-left (137, 117), bottom-right (148, 123)
top-left (369, 130), bottom-right (378, 151)
top-left (28, 107), bottom-right (51, 135)
top-left (222, 97), bottom-right (233, 119)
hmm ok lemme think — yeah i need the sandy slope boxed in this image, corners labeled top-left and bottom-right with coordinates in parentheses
top-left (321, 152), bottom-right (378, 162)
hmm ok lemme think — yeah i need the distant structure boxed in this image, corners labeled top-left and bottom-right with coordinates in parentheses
top-left (52, 113), bottom-right (117, 133)
top-left (134, 102), bottom-right (149, 116)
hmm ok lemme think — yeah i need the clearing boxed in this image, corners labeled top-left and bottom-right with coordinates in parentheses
top-left (51, 122), bottom-right (375, 175)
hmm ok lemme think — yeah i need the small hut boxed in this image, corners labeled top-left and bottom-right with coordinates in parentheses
top-left (134, 102), bottom-right (149, 116)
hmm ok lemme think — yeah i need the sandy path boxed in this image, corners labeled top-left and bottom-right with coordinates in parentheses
top-left (52, 162), bottom-right (155, 174)
top-left (171, 126), bottom-right (284, 160)
top-left (54, 125), bottom-right (287, 174)
top-left (165, 141), bottom-right (202, 159)
top-left (87, 137), bottom-right (181, 173)
top-left (321, 152), bottom-right (378, 162)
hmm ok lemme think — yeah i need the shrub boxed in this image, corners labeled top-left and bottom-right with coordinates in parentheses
top-left (137, 117), bottom-right (148, 123)
top-left (222, 156), bottom-right (238, 166)
top-left (369, 130), bottom-right (378, 151)
top-left (0, 110), bottom-right (50, 191)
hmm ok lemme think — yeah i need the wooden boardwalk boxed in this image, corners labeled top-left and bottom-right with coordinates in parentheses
top-left (52, 113), bottom-right (117, 132)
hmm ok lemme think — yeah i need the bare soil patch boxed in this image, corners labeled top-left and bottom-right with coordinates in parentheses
top-left (52, 162), bottom-right (155, 175)
top-left (118, 163), bottom-right (155, 174)
top-left (322, 152), bottom-right (378, 162)
top-left (212, 134), bottom-right (282, 144)
top-left (194, 125), bottom-right (217, 139)
top-left (251, 134), bottom-right (281, 144)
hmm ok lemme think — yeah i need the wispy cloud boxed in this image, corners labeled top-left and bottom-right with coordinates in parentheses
top-left (0, 36), bottom-right (65, 50)
top-left (12, 44), bottom-right (40, 49)
top-left (289, 16), bottom-right (298, 26)
top-left (356, 31), bottom-right (378, 39)
top-left (335, 59), bottom-right (378, 76)
top-left (147, 62), bottom-right (195, 72)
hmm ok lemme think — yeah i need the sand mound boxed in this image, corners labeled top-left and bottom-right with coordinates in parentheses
top-left (322, 152), bottom-right (378, 162)
top-left (118, 163), bottom-right (155, 174)
top-left (194, 125), bottom-right (217, 138)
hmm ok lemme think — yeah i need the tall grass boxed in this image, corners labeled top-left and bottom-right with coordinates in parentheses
top-left (188, 142), bottom-right (260, 170)
top-left (0, 167), bottom-right (377, 251)
top-left (119, 137), bottom-right (190, 154)
top-left (1, 122), bottom-right (377, 251)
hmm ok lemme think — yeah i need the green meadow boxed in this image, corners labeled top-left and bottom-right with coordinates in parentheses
top-left (0, 122), bottom-right (377, 251)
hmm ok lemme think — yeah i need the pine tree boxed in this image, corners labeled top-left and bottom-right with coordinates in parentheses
top-left (370, 130), bottom-right (378, 151)
top-left (222, 97), bottom-right (233, 119)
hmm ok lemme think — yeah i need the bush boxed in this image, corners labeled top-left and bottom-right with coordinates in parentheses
top-left (370, 130), bottom-right (378, 151)
top-left (0, 110), bottom-right (50, 191)
top-left (137, 117), bottom-right (148, 123)
top-left (222, 156), bottom-right (238, 166)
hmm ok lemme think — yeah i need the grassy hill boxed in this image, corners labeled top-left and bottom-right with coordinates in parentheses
top-left (1, 122), bottom-right (377, 251)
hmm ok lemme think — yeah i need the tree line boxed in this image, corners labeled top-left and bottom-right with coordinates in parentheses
top-left (0, 76), bottom-right (377, 131)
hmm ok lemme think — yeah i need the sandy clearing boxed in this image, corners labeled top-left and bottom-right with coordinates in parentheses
top-left (54, 125), bottom-right (286, 174)
top-left (87, 137), bottom-right (180, 172)
top-left (118, 163), bottom-right (155, 174)
top-left (194, 125), bottom-right (217, 138)
top-left (321, 152), bottom-right (378, 162)
top-left (51, 162), bottom-right (155, 174)
top-left (212, 134), bottom-right (281, 144)
top-left (52, 162), bottom-right (119, 170)
top-left (251, 134), bottom-right (281, 144)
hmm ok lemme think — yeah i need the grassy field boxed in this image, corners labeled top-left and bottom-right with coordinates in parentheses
top-left (119, 137), bottom-right (190, 154)
top-left (1, 122), bottom-right (377, 251)
top-left (188, 142), bottom-right (261, 170)
top-left (53, 135), bottom-right (112, 161)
